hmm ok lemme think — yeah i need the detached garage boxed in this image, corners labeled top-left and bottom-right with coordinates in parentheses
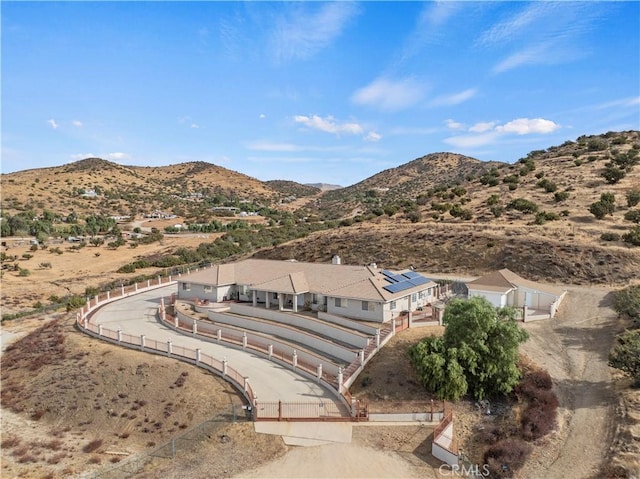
top-left (466, 269), bottom-right (567, 320)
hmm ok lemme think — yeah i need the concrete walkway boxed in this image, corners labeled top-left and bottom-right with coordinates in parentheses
top-left (90, 285), bottom-right (341, 404)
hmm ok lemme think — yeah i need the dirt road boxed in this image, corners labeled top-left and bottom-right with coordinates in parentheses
top-left (518, 286), bottom-right (620, 479)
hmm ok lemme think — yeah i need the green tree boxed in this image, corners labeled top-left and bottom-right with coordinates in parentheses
top-left (589, 193), bottom-right (616, 219)
top-left (601, 165), bottom-right (626, 184)
top-left (609, 330), bottom-right (640, 386)
top-left (410, 297), bottom-right (529, 400)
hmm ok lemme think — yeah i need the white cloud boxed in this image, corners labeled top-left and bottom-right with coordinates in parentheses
top-left (47, 119), bottom-right (59, 130)
top-left (444, 132), bottom-right (499, 148)
top-left (445, 119), bottom-right (465, 130)
top-left (351, 77), bottom-right (426, 111)
top-left (592, 96), bottom-right (640, 110)
top-left (72, 120), bottom-right (83, 127)
top-left (365, 131), bottom-right (382, 142)
top-left (495, 118), bottom-right (560, 135)
top-left (190, 123), bottom-right (200, 129)
top-left (271, 2), bottom-right (360, 62)
top-left (106, 152), bottom-right (130, 162)
top-left (430, 88), bottom-right (478, 107)
top-left (469, 121), bottom-right (497, 133)
top-left (259, 113), bottom-right (266, 119)
top-left (445, 117), bottom-right (560, 148)
top-left (492, 43), bottom-right (551, 74)
top-left (247, 141), bottom-right (300, 152)
top-left (294, 115), bottom-right (364, 136)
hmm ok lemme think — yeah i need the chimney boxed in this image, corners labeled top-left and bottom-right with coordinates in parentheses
top-left (331, 255), bottom-right (341, 265)
top-left (369, 263), bottom-right (377, 269)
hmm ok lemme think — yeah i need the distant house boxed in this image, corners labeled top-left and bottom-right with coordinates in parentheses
top-left (466, 269), bottom-right (566, 320)
top-left (176, 257), bottom-right (439, 323)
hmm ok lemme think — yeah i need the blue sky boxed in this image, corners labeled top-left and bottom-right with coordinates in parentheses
top-left (2, 1), bottom-right (639, 186)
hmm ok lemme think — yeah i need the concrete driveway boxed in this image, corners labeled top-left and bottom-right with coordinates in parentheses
top-left (90, 285), bottom-right (340, 404)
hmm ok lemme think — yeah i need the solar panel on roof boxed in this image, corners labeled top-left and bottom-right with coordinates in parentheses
top-left (383, 280), bottom-right (415, 293)
top-left (409, 276), bottom-right (430, 286)
top-left (382, 270), bottom-right (399, 282)
top-left (401, 271), bottom-right (422, 280)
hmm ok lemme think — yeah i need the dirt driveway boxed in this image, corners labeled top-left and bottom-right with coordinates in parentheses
top-left (518, 285), bottom-right (620, 479)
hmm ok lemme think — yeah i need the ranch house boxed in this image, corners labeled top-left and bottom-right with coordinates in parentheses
top-left (176, 256), bottom-right (440, 323)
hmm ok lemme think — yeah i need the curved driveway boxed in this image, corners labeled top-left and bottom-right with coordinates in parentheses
top-left (90, 285), bottom-right (339, 404)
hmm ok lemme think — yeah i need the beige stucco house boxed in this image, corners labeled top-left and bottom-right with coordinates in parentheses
top-left (466, 269), bottom-right (566, 319)
top-left (176, 257), bottom-right (439, 323)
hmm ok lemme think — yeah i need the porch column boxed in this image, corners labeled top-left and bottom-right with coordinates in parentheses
top-left (293, 294), bottom-right (298, 313)
top-left (265, 294), bottom-right (270, 309)
top-left (278, 295), bottom-right (283, 311)
top-left (252, 290), bottom-right (257, 307)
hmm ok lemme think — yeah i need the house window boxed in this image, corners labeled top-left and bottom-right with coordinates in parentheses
top-left (204, 285), bottom-right (212, 293)
top-left (419, 291), bottom-right (425, 299)
top-left (362, 301), bottom-right (369, 311)
top-left (411, 293), bottom-right (417, 302)
top-left (335, 298), bottom-right (347, 308)
top-left (182, 283), bottom-right (191, 291)
top-left (390, 301), bottom-right (396, 310)
top-left (312, 294), bottom-right (318, 304)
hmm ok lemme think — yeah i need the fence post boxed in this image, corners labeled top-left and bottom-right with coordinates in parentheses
top-left (174, 315), bottom-right (179, 328)
top-left (196, 348), bottom-right (201, 365)
top-left (192, 320), bottom-right (198, 336)
top-left (376, 330), bottom-right (380, 349)
top-left (430, 399), bottom-right (434, 422)
top-left (243, 377), bottom-right (249, 393)
top-left (140, 335), bottom-right (146, 351)
top-left (147, 279), bottom-right (151, 288)
top-left (98, 324), bottom-right (103, 336)
top-left (158, 275), bottom-right (161, 286)
top-left (316, 363), bottom-right (323, 383)
top-left (222, 357), bottom-right (228, 376)
top-left (242, 332), bottom-right (247, 350)
top-left (106, 291), bottom-right (110, 301)
top-left (83, 317), bottom-right (88, 329)
top-left (359, 349), bottom-right (365, 365)
top-left (292, 350), bottom-right (298, 369)
top-left (337, 367), bottom-right (343, 393)
top-left (278, 401), bottom-right (282, 421)
top-left (94, 295), bottom-right (99, 306)
top-left (134, 283), bottom-right (138, 292)
top-left (167, 339), bottom-right (172, 356)
top-left (121, 284), bottom-right (125, 296)
top-left (217, 329), bottom-right (222, 342)
top-left (117, 328), bottom-right (122, 343)
top-left (268, 344), bottom-right (273, 360)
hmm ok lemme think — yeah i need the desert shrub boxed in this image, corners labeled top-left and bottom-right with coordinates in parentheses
top-left (589, 193), bottom-right (615, 219)
top-left (18, 268), bottom-right (30, 277)
top-left (534, 171), bottom-right (545, 179)
top-left (82, 439), bottom-right (103, 453)
top-left (486, 194), bottom-right (500, 206)
top-left (451, 186), bottom-right (467, 197)
top-left (521, 392), bottom-right (559, 440)
top-left (484, 439), bottom-right (533, 478)
top-left (449, 204), bottom-right (473, 220)
top-left (1, 436), bottom-right (21, 448)
top-left (117, 263), bottom-right (136, 273)
top-left (600, 232), bottom-right (621, 242)
top-left (554, 191), bottom-right (570, 203)
top-left (490, 206), bottom-right (504, 218)
top-left (609, 330), bottom-right (640, 386)
top-left (624, 209), bottom-right (640, 224)
top-left (536, 178), bottom-right (558, 193)
top-left (613, 285), bottom-right (640, 322)
top-left (66, 295), bottom-right (86, 312)
top-left (574, 159), bottom-right (584, 166)
top-left (602, 164), bottom-right (626, 184)
top-left (626, 189), bottom-right (640, 207)
top-left (587, 138), bottom-right (608, 151)
top-left (479, 425), bottom-right (508, 445)
top-left (534, 211), bottom-right (559, 225)
top-left (22, 253), bottom-right (33, 260)
top-left (503, 175), bottom-right (519, 185)
top-left (507, 198), bottom-right (538, 214)
top-left (623, 226), bottom-right (640, 246)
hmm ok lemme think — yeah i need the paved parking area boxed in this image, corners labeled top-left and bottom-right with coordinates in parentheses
top-left (90, 285), bottom-right (341, 404)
